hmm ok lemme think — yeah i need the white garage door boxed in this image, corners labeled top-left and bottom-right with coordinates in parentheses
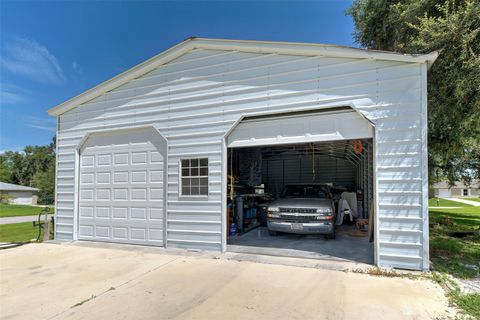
top-left (438, 189), bottom-right (451, 198)
top-left (227, 108), bottom-right (373, 148)
top-left (78, 127), bottom-right (166, 246)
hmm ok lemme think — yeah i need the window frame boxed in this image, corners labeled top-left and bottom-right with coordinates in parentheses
top-left (462, 188), bottom-right (469, 196)
top-left (179, 157), bottom-right (209, 198)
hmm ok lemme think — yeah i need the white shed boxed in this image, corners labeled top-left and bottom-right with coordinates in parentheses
top-left (48, 38), bottom-right (437, 271)
top-left (0, 182), bottom-right (39, 205)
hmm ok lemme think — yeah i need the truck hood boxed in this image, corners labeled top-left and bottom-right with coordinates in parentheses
top-left (269, 198), bottom-right (333, 209)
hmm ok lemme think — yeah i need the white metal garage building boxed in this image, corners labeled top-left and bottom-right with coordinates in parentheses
top-left (48, 38), bottom-right (437, 271)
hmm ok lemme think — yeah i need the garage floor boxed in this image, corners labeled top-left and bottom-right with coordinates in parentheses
top-left (0, 243), bottom-right (455, 320)
top-left (228, 226), bottom-right (374, 264)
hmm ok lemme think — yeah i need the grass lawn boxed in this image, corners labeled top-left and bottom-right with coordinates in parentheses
top-left (0, 221), bottom-right (53, 242)
top-left (429, 206), bottom-right (480, 279)
top-left (465, 198), bottom-right (480, 203)
top-left (429, 206), bottom-right (480, 318)
top-left (428, 197), bottom-right (472, 207)
top-left (0, 204), bottom-right (54, 218)
top-left (451, 291), bottom-right (480, 319)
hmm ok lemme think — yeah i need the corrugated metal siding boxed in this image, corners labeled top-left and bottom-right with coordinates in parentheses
top-left (262, 156), bottom-right (356, 197)
top-left (55, 48), bottom-right (427, 269)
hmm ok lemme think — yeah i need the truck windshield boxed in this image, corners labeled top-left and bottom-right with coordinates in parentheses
top-left (282, 185), bottom-right (328, 199)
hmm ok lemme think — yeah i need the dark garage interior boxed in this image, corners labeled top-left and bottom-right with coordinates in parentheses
top-left (226, 139), bottom-right (375, 264)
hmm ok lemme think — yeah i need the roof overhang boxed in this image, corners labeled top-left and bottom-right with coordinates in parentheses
top-left (48, 37), bottom-right (439, 116)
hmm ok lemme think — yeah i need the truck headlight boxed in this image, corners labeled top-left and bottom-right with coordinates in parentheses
top-left (316, 215), bottom-right (334, 220)
top-left (267, 207), bottom-right (280, 218)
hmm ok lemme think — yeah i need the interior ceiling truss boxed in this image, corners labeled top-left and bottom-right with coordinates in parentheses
top-left (259, 139), bottom-right (372, 166)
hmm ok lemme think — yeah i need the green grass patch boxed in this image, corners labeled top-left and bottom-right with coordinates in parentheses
top-left (0, 221), bottom-right (53, 242)
top-left (428, 197), bottom-right (472, 207)
top-left (465, 197), bottom-right (480, 203)
top-left (429, 206), bottom-right (480, 279)
top-left (430, 272), bottom-right (480, 319)
top-left (430, 207), bottom-right (480, 229)
top-left (0, 204), bottom-right (54, 218)
top-left (451, 292), bottom-right (480, 319)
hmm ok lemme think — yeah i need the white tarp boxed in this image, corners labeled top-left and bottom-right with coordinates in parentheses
top-left (335, 192), bottom-right (358, 225)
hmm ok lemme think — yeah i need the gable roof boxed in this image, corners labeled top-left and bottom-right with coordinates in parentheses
top-left (48, 37), bottom-right (439, 116)
top-left (0, 182), bottom-right (39, 192)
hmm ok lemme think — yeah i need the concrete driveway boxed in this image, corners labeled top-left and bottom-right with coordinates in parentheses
top-left (0, 243), bottom-right (454, 320)
top-left (444, 197), bottom-right (480, 207)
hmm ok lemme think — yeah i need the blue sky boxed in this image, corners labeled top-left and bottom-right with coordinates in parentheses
top-left (0, 0), bottom-right (355, 152)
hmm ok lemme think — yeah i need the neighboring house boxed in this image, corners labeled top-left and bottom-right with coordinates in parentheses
top-left (0, 182), bottom-right (39, 205)
top-left (431, 180), bottom-right (480, 198)
top-left (47, 38), bottom-right (438, 271)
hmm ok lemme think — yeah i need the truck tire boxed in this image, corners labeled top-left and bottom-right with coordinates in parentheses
top-left (325, 228), bottom-right (336, 239)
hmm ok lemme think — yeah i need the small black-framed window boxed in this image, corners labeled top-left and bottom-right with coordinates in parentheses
top-left (180, 158), bottom-right (208, 196)
top-left (462, 189), bottom-right (469, 196)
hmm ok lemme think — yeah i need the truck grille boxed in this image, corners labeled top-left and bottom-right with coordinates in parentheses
top-left (277, 215), bottom-right (318, 222)
top-left (279, 207), bottom-right (317, 214)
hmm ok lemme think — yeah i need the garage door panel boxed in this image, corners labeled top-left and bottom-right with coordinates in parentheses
top-left (438, 189), bottom-right (451, 198)
top-left (79, 224), bottom-right (94, 236)
top-left (80, 218), bottom-right (163, 227)
top-left (130, 228), bottom-right (146, 240)
top-left (79, 224), bottom-right (164, 241)
top-left (80, 173), bottom-right (94, 184)
top-left (112, 207), bottom-right (128, 219)
top-left (81, 164), bottom-right (160, 173)
top-left (80, 189), bottom-right (94, 200)
top-left (79, 201), bottom-right (164, 209)
top-left (228, 110), bottom-right (373, 148)
top-left (79, 206), bottom-right (94, 217)
top-left (78, 128), bottom-right (166, 246)
top-left (80, 155), bottom-right (94, 167)
top-left (130, 207), bottom-right (148, 219)
top-left (114, 153), bottom-right (129, 165)
top-left (96, 172), bottom-right (111, 184)
top-left (112, 227), bottom-right (128, 239)
top-left (131, 171), bottom-right (147, 183)
top-left (95, 207), bottom-right (110, 218)
top-left (113, 189), bottom-right (129, 200)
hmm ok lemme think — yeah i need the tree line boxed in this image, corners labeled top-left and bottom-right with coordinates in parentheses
top-left (0, 137), bottom-right (56, 204)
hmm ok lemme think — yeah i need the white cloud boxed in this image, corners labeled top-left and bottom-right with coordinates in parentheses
top-left (0, 146), bottom-right (24, 154)
top-left (1, 36), bottom-right (66, 85)
top-left (72, 61), bottom-right (82, 75)
top-left (0, 83), bottom-right (29, 104)
top-left (24, 116), bottom-right (56, 132)
top-left (0, 148), bottom-right (20, 154)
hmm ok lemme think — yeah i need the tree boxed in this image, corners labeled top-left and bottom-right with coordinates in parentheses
top-left (347, 0), bottom-right (480, 185)
top-left (0, 155), bottom-right (13, 182)
top-left (0, 136), bottom-right (56, 203)
top-left (32, 164), bottom-right (55, 204)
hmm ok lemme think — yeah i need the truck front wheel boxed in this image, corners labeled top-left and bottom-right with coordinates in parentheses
top-left (324, 228), bottom-right (336, 240)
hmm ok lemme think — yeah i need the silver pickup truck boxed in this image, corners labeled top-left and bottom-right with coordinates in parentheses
top-left (267, 184), bottom-right (336, 239)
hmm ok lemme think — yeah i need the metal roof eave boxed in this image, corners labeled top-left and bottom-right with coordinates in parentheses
top-left (48, 37), bottom-right (439, 117)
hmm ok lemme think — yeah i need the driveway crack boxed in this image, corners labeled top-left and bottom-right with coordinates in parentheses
top-left (47, 257), bottom-right (180, 319)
